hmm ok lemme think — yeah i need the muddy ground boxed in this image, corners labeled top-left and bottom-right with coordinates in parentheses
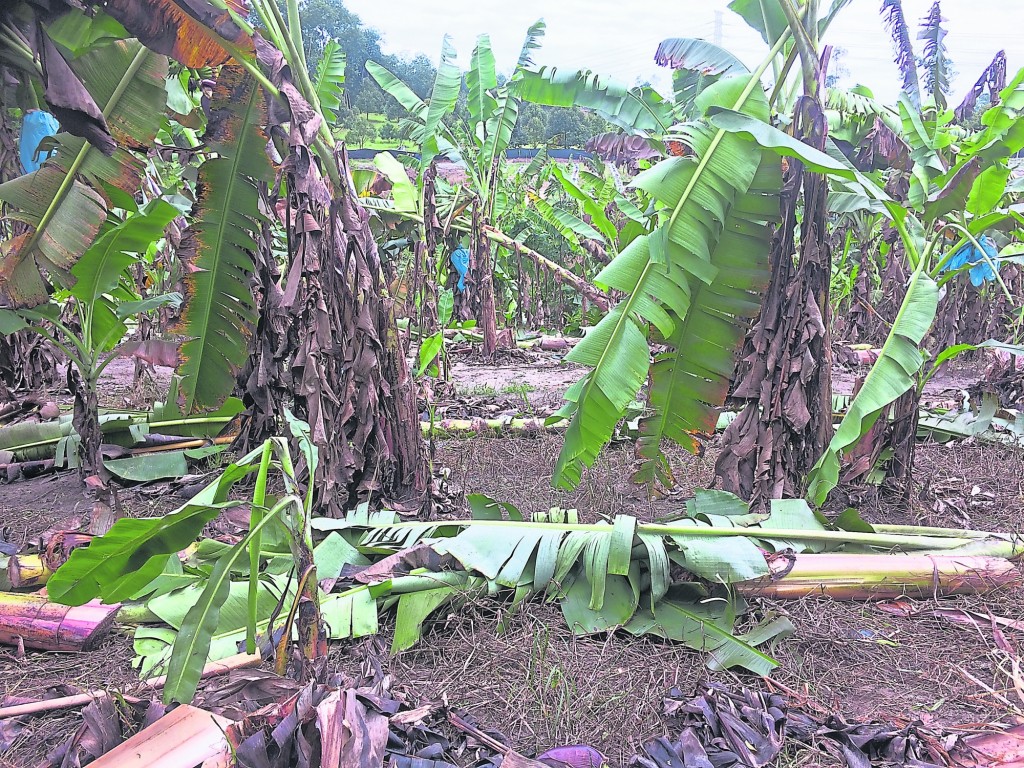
top-left (0, 349), bottom-right (1022, 767)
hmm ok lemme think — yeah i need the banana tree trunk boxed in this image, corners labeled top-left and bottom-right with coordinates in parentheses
top-left (416, 162), bottom-right (441, 338)
top-left (884, 387), bottom-right (920, 501)
top-left (0, 594), bottom-right (119, 651)
top-left (233, 41), bottom-right (429, 516)
top-left (735, 552), bottom-right (1019, 599)
top-left (717, 95), bottom-right (834, 510)
top-left (471, 199), bottom-right (499, 357)
top-left (7, 553), bottom-right (52, 588)
top-left (283, 147), bottom-right (428, 516)
top-left (67, 366), bottom-right (105, 482)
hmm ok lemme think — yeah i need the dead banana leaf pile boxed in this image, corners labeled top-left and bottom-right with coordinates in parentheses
top-left (632, 682), bottom-right (1024, 768)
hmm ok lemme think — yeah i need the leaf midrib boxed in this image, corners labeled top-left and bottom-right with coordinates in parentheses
top-left (183, 75), bottom-right (262, 413)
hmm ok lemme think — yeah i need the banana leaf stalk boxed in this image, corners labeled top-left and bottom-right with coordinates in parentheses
top-left (422, 418), bottom-right (566, 437)
top-left (421, 411), bottom-right (738, 439)
top-left (358, 517), bottom-right (1020, 554)
top-left (0, 594), bottom-right (119, 651)
top-left (0, 414), bottom-right (235, 462)
top-left (735, 553), bottom-right (1020, 600)
top-left (482, 226), bottom-right (611, 312)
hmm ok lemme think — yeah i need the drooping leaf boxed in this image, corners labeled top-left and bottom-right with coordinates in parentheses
top-left (366, 61), bottom-right (427, 118)
top-left (176, 66), bottom-right (273, 412)
top-left (654, 37), bottom-right (748, 75)
top-left (45, 9), bottom-right (130, 56)
top-left (807, 267), bottom-right (939, 506)
top-left (707, 108), bottom-right (859, 181)
top-left (917, 1), bottom-right (952, 110)
top-left (881, 0), bottom-right (922, 109)
top-left (313, 39), bottom-right (346, 123)
top-left (527, 191), bottom-right (603, 248)
top-left (69, 201), bottom-right (179, 351)
top-left (100, 0), bottom-right (252, 68)
top-left (635, 153), bottom-right (779, 487)
top-left (517, 68), bottom-right (671, 135)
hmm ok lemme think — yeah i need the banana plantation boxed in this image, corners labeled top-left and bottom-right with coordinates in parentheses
top-left (0, 0), bottom-right (1023, 765)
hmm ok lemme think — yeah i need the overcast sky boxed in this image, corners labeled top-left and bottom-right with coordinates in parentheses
top-left (343, 0), bottom-right (1022, 106)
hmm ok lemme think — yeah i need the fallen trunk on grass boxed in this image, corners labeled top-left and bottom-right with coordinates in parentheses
top-left (735, 553), bottom-right (1021, 600)
top-left (6, 553), bottom-right (51, 589)
top-left (422, 417), bottom-right (566, 437)
top-left (0, 595), bottom-right (119, 651)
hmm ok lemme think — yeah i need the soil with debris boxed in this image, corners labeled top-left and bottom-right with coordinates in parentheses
top-left (0, 351), bottom-right (1022, 767)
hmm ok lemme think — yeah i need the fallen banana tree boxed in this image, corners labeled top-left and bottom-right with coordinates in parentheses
top-left (5, 553), bottom-right (51, 589)
top-left (41, 437), bottom-right (1024, 704)
top-left (0, 594), bottom-right (119, 652)
top-left (735, 552), bottom-right (1020, 600)
top-left (0, 394), bottom-right (240, 483)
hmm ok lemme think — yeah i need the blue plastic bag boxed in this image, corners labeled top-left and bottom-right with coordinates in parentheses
top-left (945, 234), bottom-right (999, 287)
top-left (19, 110), bottom-right (60, 174)
top-left (451, 246), bottom-right (470, 292)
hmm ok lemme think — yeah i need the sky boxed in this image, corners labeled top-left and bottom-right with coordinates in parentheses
top-left (342, 0), bottom-right (1024, 106)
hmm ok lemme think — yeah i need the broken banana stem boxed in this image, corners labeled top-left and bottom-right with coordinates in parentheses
top-left (6, 553), bottom-right (52, 589)
top-left (735, 553), bottom-right (1020, 600)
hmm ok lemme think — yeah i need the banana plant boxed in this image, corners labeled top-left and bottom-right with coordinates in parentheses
top-left (0, 31), bottom-right (169, 306)
top-left (803, 70), bottom-right (1024, 503)
top-left (0, 200), bottom-right (181, 476)
top-left (367, 24), bottom-right (549, 356)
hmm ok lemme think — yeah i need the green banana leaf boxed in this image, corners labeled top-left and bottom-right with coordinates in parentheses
top-left (177, 66), bottom-right (273, 412)
top-left (806, 266), bottom-right (939, 506)
top-left (552, 73), bottom-right (778, 491)
top-left (423, 35), bottom-right (461, 160)
top-left (517, 67), bottom-right (672, 135)
top-left (69, 200), bottom-right (180, 352)
top-left (314, 39), bottom-right (346, 123)
top-left (47, 457), bottom-right (258, 605)
top-left (467, 35), bottom-right (499, 125)
top-left (480, 21), bottom-right (545, 176)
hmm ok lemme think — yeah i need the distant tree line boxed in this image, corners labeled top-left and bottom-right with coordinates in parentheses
top-left (295, 0), bottom-right (610, 148)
